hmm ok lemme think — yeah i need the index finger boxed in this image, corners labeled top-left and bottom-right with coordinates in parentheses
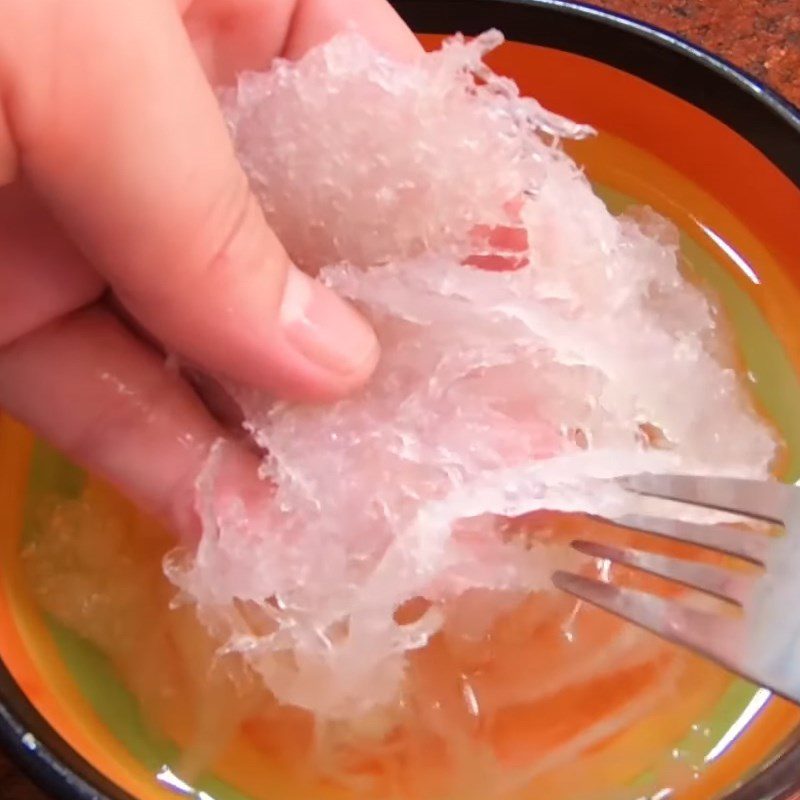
top-left (182, 0), bottom-right (420, 84)
top-left (0, 0), bottom-right (382, 401)
top-left (280, 0), bottom-right (420, 60)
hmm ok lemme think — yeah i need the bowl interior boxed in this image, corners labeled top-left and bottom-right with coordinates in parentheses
top-left (2, 11), bottom-right (800, 800)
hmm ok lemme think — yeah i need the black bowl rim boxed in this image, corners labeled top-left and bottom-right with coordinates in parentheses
top-left (2, 2), bottom-right (800, 799)
top-left (395, 0), bottom-right (800, 185)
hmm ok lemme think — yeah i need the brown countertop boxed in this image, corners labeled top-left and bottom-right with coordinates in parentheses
top-left (599, 0), bottom-right (800, 106)
top-left (1, 2), bottom-right (797, 798)
top-left (0, 756), bottom-right (46, 800)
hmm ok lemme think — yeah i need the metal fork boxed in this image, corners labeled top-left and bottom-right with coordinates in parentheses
top-left (552, 474), bottom-right (800, 706)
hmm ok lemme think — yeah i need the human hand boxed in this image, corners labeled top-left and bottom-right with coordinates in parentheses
top-left (0, 0), bottom-right (420, 535)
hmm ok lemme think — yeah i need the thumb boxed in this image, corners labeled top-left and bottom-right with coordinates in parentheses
top-left (0, 0), bottom-right (378, 400)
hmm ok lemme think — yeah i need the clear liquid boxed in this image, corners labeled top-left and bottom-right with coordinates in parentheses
top-left (5, 134), bottom-right (800, 800)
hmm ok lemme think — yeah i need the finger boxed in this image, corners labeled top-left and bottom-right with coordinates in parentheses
top-left (0, 306), bottom-right (260, 539)
top-left (0, 105), bottom-right (15, 184)
top-left (281, 0), bottom-right (421, 61)
top-left (0, 182), bottom-right (104, 346)
top-left (182, 0), bottom-right (296, 83)
top-left (181, 0), bottom-right (420, 84)
top-left (0, 0), bottom-right (377, 402)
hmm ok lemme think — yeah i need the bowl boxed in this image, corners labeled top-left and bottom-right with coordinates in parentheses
top-left (1, 1), bottom-right (800, 799)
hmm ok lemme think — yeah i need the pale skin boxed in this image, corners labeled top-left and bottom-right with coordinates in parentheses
top-left (0, 0), bottom-right (421, 536)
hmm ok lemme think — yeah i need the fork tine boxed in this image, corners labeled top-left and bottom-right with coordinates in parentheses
top-left (610, 513), bottom-right (770, 566)
top-left (571, 540), bottom-right (753, 605)
top-left (552, 571), bottom-right (743, 669)
top-left (619, 474), bottom-right (791, 524)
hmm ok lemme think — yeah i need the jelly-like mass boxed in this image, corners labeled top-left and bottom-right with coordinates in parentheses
top-left (163, 31), bottom-right (778, 723)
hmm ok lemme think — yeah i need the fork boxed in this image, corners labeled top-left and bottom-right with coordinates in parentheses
top-left (552, 474), bottom-right (800, 706)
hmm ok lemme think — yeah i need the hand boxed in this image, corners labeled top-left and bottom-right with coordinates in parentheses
top-left (0, 0), bottom-right (420, 535)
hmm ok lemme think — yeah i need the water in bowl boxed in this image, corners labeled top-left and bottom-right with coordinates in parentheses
top-left (1, 129), bottom-right (799, 800)
top-left (1, 34), bottom-right (800, 800)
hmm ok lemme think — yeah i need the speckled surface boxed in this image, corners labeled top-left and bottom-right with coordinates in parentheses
top-left (598, 0), bottom-right (800, 106)
top-left (1, 2), bottom-right (798, 799)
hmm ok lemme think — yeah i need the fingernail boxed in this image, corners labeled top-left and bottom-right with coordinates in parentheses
top-left (280, 267), bottom-right (379, 377)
